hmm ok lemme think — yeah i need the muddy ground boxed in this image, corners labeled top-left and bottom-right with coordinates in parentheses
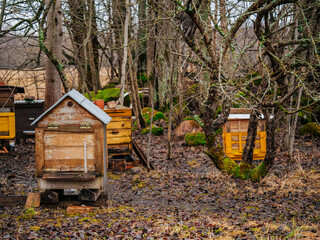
top-left (0, 130), bottom-right (319, 239)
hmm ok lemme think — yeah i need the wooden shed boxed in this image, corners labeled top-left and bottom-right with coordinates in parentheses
top-left (31, 90), bottom-right (111, 200)
top-left (223, 108), bottom-right (267, 161)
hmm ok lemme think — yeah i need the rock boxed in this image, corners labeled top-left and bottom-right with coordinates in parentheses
top-left (174, 120), bottom-right (202, 137)
top-left (299, 122), bottom-right (320, 137)
top-left (106, 101), bottom-right (117, 109)
top-left (131, 167), bottom-right (142, 175)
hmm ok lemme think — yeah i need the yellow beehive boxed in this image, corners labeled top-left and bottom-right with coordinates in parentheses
top-left (103, 106), bottom-right (132, 156)
top-left (223, 109), bottom-right (266, 161)
top-left (0, 112), bottom-right (15, 140)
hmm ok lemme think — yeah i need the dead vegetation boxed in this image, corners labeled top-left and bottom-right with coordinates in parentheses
top-left (0, 130), bottom-right (319, 239)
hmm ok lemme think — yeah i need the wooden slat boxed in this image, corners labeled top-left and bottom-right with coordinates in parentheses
top-left (42, 173), bottom-right (96, 182)
top-left (132, 139), bottom-right (155, 170)
top-left (107, 121), bottom-right (131, 129)
top-left (44, 146), bottom-right (95, 160)
top-left (107, 129), bottom-right (131, 137)
top-left (44, 132), bottom-right (95, 147)
top-left (107, 136), bottom-right (132, 144)
top-left (35, 129), bottom-right (45, 176)
top-left (108, 116), bottom-right (131, 122)
top-left (94, 126), bottom-right (104, 176)
top-left (44, 159), bottom-right (95, 171)
top-left (104, 108), bottom-right (131, 117)
top-left (0, 196), bottom-right (27, 207)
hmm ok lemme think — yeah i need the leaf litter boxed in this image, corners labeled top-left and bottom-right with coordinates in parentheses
top-left (0, 131), bottom-right (319, 239)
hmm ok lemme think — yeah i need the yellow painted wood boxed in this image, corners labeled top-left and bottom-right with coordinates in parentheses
top-left (107, 121), bottom-right (131, 129)
top-left (0, 112), bottom-right (15, 139)
top-left (104, 107), bottom-right (132, 155)
top-left (223, 130), bottom-right (266, 161)
top-left (107, 129), bottom-right (131, 137)
top-left (108, 136), bottom-right (132, 145)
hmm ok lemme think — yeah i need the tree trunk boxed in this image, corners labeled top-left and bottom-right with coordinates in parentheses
top-left (119, 0), bottom-right (130, 106)
top-left (242, 110), bottom-right (258, 166)
top-left (44, 0), bottom-right (62, 110)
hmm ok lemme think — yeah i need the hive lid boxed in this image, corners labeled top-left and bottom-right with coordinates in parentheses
top-left (31, 89), bottom-right (112, 125)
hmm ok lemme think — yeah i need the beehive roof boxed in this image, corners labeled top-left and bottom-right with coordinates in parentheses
top-left (31, 89), bottom-right (111, 125)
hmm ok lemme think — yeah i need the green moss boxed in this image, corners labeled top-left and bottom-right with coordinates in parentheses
top-left (185, 132), bottom-right (206, 146)
top-left (250, 161), bottom-right (266, 182)
top-left (154, 112), bottom-right (165, 121)
top-left (234, 162), bottom-right (252, 180)
top-left (141, 125), bottom-right (164, 135)
top-left (141, 107), bottom-right (165, 125)
top-left (85, 88), bottom-right (119, 102)
top-left (299, 122), bottom-right (320, 137)
top-left (221, 157), bottom-right (238, 175)
top-left (184, 116), bottom-right (194, 121)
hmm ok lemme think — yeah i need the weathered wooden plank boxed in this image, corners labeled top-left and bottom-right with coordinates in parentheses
top-left (44, 146), bottom-right (95, 160)
top-left (35, 129), bottom-right (45, 176)
top-left (107, 121), bottom-right (131, 129)
top-left (103, 108), bottom-right (131, 117)
top-left (44, 132), bottom-right (95, 146)
top-left (38, 177), bottom-right (103, 190)
top-left (107, 136), bottom-right (132, 145)
top-left (42, 173), bottom-right (96, 182)
top-left (107, 129), bottom-right (131, 137)
top-left (0, 196), bottom-right (27, 207)
top-left (107, 116), bottom-right (131, 122)
top-left (94, 127), bottom-right (104, 176)
top-left (44, 159), bottom-right (95, 171)
top-left (132, 139), bottom-right (155, 170)
top-left (37, 98), bottom-right (102, 128)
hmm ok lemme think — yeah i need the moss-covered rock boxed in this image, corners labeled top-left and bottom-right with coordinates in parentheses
top-left (185, 132), bottom-right (206, 146)
top-left (299, 122), bottom-right (320, 137)
top-left (141, 107), bottom-right (166, 124)
top-left (141, 125), bottom-right (164, 135)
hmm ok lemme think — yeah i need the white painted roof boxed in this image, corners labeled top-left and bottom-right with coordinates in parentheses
top-left (31, 89), bottom-right (111, 125)
top-left (228, 113), bottom-right (273, 120)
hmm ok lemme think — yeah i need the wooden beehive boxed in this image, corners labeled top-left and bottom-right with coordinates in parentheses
top-left (223, 109), bottom-right (266, 161)
top-left (14, 100), bottom-right (44, 143)
top-left (0, 112), bottom-right (15, 140)
top-left (31, 90), bottom-right (111, 191)
top-left (103, 106), bottom-right (132, 156)
top-left (0, 84), bottom-right (24, 143)
top-left (0, 84), bottom-right (24, 112)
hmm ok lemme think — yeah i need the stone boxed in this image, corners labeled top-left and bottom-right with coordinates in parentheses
top-left (174, 120), bottom-right (202, 137)
top-left (131, 167), bottom-right (142, 175)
